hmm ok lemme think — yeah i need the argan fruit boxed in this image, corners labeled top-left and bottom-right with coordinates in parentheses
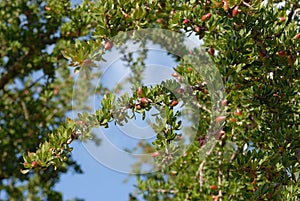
top-left (278, 17), bottom-right (285, 22)
top-left (216, 116), bottom-right (226, 122)
top-left (45, 6), bottom-right (51, 11)
top-left (229, 117), bottom-right (236, 122)
top-left (223, 0), bottom-right (229, 11)
top-left (232, 6), bottom-right (239, 17)
top-left (135, 104), bottom-right (141, 110)
top-left (170, 100), bottom-right (179, 107)
top-left (194, 26), bottom-right (201, 32)
top-left (156, 18), bottom-right (163, 24)
top-left (201, 13), bottom-right (211, 21)
top-left (293, 33), bottom-right (300, 39)
top-left (151, 152), bottom-right (160, 157)
top-left (140, 97), bottom-right (150, 107)
top-left (172, 72), bottom-right (179, 77)
top-left (104, 41), bottom-right (113, 50)
top-left (221, 100), bottom-right (228, 106)
top-left (137, 87), bottom-right (142, 97)
top-left (276, 50), bottom-right (287, 56)
top-left (210, 185), bottom-right (217, 190)
top-left (235, 108), bottom-right (242, 116)
top-left (208, 47), bottom-right (215, 56)
top-left (183, 18), bottom-right (190, 24)
top-left (32, 161), bottom-right (37, 167)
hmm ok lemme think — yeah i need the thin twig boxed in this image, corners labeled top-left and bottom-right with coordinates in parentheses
top-left (26, 74), bottom-right (48, 90)
top-left (242, 1), bottom-right (253, 8)
top-left (148, 188), bottom-right (178, 194)
top-left (230, 149), bottom-right (238, 162)
top-left (196, 102), bottom-right (212, 114)
top-left (39, 108), bottom-right (58, 128)
top-left (21, 101), bottom-right (29, 120)
top-left (196, 139), bottom-right (217, 192)
top-left (230, 128), bottom-right (238, 162)
top-left (217, 143), bottom-right (223, 201)
top-left (198, 160), bottom-right (206, 192)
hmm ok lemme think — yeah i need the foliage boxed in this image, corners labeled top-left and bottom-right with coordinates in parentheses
top-left (0, 0), bottom-right (97, 199)
top-left (1, 0), bottom-right (299, 200)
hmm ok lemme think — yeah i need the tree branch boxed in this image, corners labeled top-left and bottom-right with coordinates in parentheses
top-left (0, 54), bottom-right (27, 90)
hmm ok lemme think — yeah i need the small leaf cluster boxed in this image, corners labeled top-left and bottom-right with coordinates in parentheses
top-left (13, 0), bottom-right (300, 200)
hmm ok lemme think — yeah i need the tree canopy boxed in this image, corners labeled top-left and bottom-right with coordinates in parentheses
top-left (0, 0), bottom-right (299, 200)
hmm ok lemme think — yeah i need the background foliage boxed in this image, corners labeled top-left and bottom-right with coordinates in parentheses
top-left (1, 0), bottom-right (299, 200)
top-left (0, 0), bottom-right (96, 199)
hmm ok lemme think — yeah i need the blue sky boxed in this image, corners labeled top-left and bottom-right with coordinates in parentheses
top-left (55, 47), bottom-right (179, 201)
top-left (54, 1), bottom-right (203, 200)
top-left (54, 141), bottom-right (138, 201)
top-left (55, 1), bottom-right (138, 200)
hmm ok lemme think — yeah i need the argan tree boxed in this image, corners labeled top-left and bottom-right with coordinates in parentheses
top-left (0, 0), bottom-right (97, 199)
top-left (2, 0), bottom-right (300, 200)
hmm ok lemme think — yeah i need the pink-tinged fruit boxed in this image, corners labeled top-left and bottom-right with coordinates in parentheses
top-left (83, 59), bottom-right (92, 65)
top-left (194, 26), bottom-right (201, 32)
top-left (32, 161), bottom-right (37, 167)
top-left (170, 100), bottom-right (178, 107)
top-left (232, 6), bottom-right (239, 17)
top-left (223, 0), bottom-right (229, 11)
top-left (183, 18), bottom-right (190, 24)
top-left (216, 116), bottom-right (226, 122)
top-left (210, 185), bottom-right (217, 190)
top-left (221, 100), bottom-right (228, 106)
top-left (135, 104), bottom-right (141, 110)
top-left (276, 50), bottom-right (287, 56)
top-left (104, 41), bottom-right (113, 50)
top-left (209, 47), bottom-right (215, 56)
top-left (141, 97), bottom-right (149, 104)
top-left (212, 195), bottom-right (219, 201)
top-left (229, 117), bottom-right (236, 123)
top-left (235, 108), bottom-right (242, 116)
top-left (278, 17), bottom-right (285, 22)
top-left (172, 72), bottom-right (179, 77)
top-left (151, 152), bottom-right (160, 157)
top-left (293, 33), bottom-right (300, 39)
top-left (177, 76), bottom-right (181, 82)
top-left (156, 18), bottom-right (163, 24)
top-left (201, 13), bottom-right (211, 21)
top-left (176, 88), bottom-right (184, 94)
top-left (137, 87), bottom-right (142, 97)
